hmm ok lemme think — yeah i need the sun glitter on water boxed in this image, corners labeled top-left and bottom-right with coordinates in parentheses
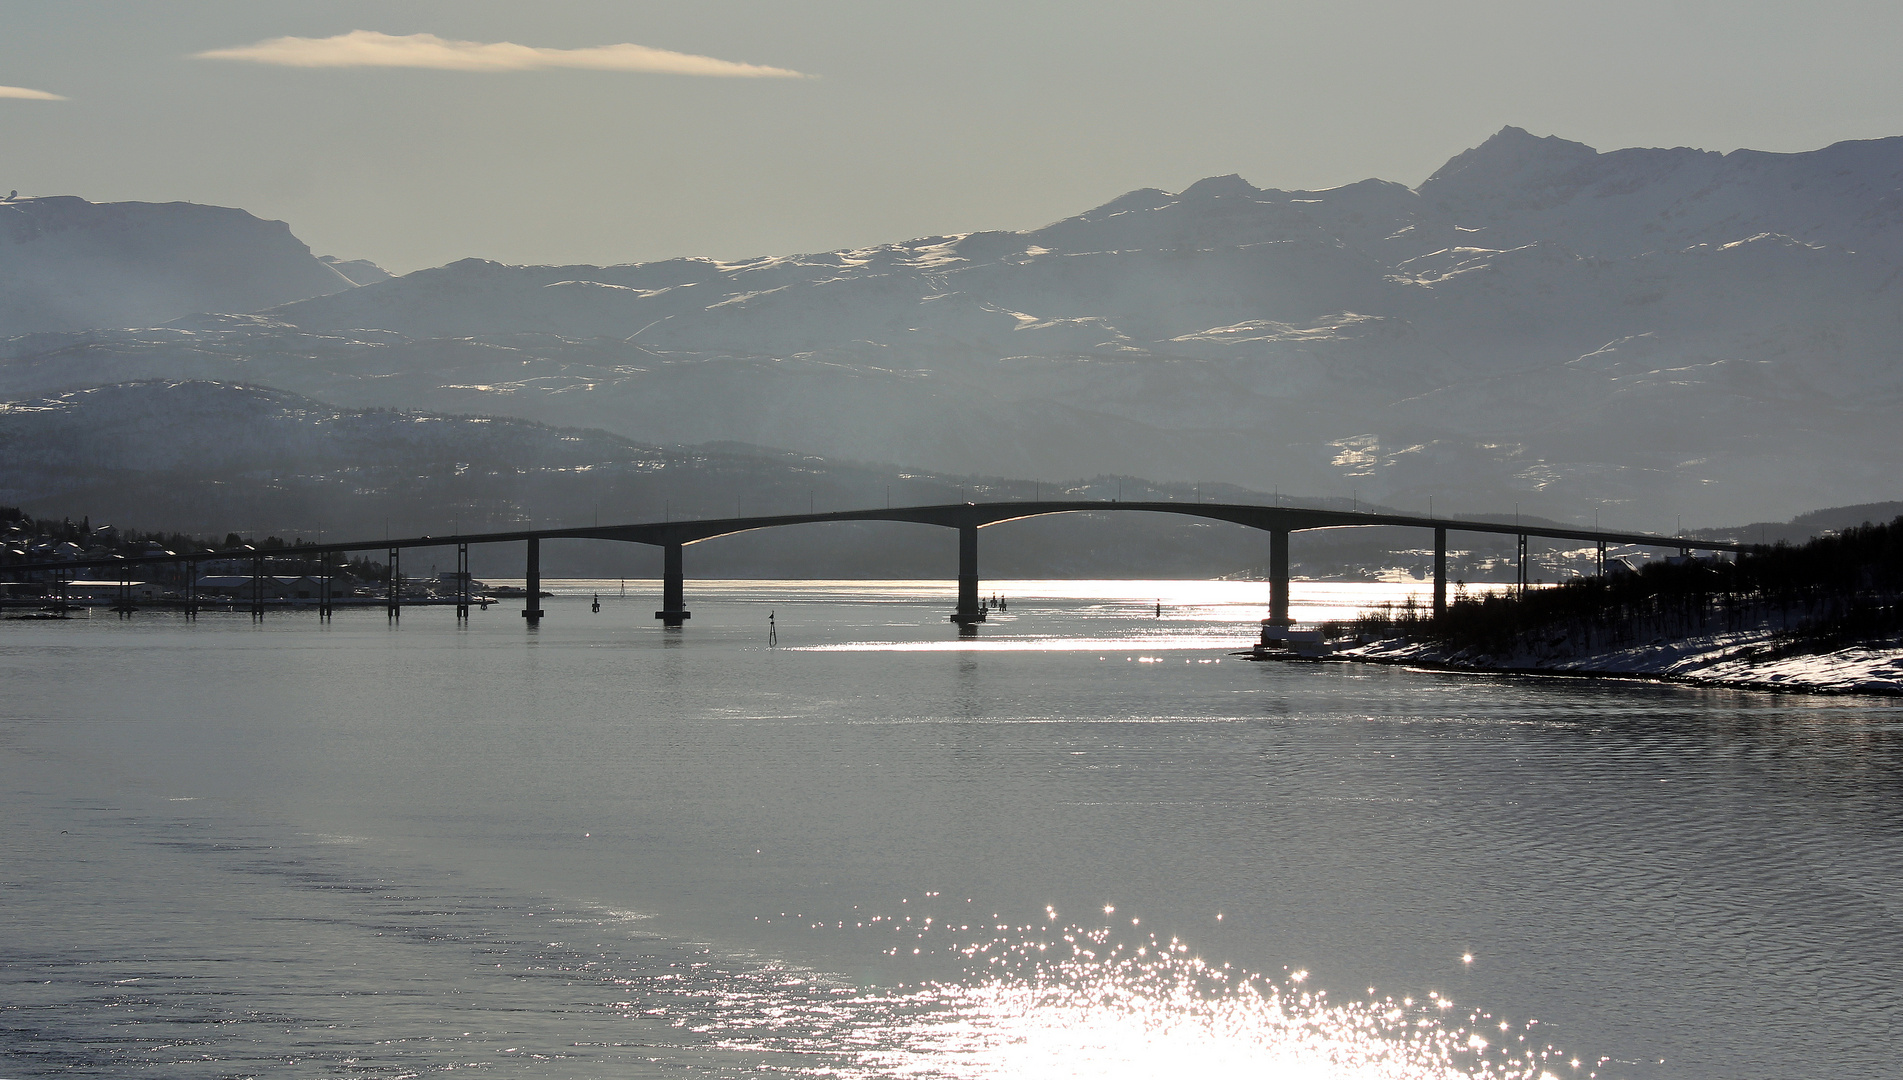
top-left (709, 910), bottom-right (1589, 1080)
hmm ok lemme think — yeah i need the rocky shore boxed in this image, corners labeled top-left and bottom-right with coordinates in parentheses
top-left (1340, 628), bottom-right (1903, 696)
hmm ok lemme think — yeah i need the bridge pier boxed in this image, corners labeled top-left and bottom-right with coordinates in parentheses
top-left (318, 553), bottom-right (331, 620)
top-left (951, 524), bottom-right (985, 623)
top-left (455, 542), bottom-right (470, 621)
top-left (655, 542), bottom-right (690, 626)
top-left (185, 558), bottom-right (198, 619)
top-left (386, 545), bottom-right (401, 620)
top-left (522, 537), bottom-right (544, 624)
top-left (1433, 527), bottom-right (1447, 618)
top-left (1517, 534), bottom-right (1529, 596)
top-left (1261, 528), bottom-right (1291, 642)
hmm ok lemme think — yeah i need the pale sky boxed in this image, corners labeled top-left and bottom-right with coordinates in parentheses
top-left (5, 0), bottom-right (1903, 272)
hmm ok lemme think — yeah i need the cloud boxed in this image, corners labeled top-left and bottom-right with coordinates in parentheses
top-left (0, 85), bottom-right (65, 100)
top-left (196, 30), bottom-right (809, 78)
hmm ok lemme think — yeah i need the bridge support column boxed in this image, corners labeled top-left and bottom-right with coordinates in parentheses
top-left (1597, 540), bottom-right (1606, 578)
top-left (522, 538), bottom-right (544, 624)
top-left (455, 543), bottom-right (470, 621)
top-left (1516, 534), bottom-right (1528, 596)
top-left (317, 554), bottom-right (330, 620)
top-left (185, 559), bottom-right (198, 619)
top-left (655, 542), bottom-right (690, 626)
top-left (951, 524), bottom-right (984, 623)
top-left (1262, 528), bottom-right (1291, 643)
top-left (1433, 527), bottom-right (1447, 619)
top-left (252, 556), bottom-right (265, 620)
top-left (386, 546), bottom-right (401, 620)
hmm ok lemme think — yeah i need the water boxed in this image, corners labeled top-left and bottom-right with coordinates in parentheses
top-left (3, 580), bottom-right (1900, 1079)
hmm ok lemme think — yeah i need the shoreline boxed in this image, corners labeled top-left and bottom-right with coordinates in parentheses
top-left (1332, 631), bottom-right (1903, 697)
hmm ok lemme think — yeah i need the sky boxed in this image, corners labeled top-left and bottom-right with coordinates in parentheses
top-left (5, 1), bottom-right (1903, 272)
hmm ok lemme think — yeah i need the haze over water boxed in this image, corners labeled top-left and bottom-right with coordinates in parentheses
top-left (4, 581), bottom-right (1899, 1079)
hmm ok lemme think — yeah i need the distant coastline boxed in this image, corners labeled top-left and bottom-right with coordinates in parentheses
top-left (1325, 517), bottom-right (1903, 697)
top-left (1338, 632), bottom-right (1903, 697)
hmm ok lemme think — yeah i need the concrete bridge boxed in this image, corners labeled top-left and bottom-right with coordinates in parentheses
top-left (3, 500), bottom-right (1755, 628)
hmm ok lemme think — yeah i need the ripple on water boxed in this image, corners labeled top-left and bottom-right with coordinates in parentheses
top-left (0, 810), bottom-right (1587, 1080)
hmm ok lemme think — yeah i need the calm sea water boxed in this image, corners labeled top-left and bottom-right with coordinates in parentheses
top-left (3, 580), bottom-right (1899, 1080)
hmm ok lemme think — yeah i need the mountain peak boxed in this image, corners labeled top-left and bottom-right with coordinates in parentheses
top-left (1417, 126), bottom-right (1600, 198)
top-left (1074, 186), bottom-right (1174, 223)
top-left (1178, 174), bottom-right (1260, 200)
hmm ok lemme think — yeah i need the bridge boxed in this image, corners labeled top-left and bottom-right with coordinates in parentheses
top-left (3, 500), bottom-right (1756, 629)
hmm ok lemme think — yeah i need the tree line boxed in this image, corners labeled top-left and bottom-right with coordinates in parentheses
top-left (1353, 517), bottom-right (1903, 655)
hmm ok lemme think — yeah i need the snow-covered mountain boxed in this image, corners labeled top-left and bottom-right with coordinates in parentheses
top-left (4, 128), bottom-right (1900, 528)
top-left (0, 195), bottom-right (373, 337)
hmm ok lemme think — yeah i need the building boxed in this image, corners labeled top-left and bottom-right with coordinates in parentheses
top-left (54, 580), bottom-right (164, 601)
top-left (192, 575), bottom-right (334, 601)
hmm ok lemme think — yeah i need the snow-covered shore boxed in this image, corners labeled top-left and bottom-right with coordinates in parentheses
top-left (1340, 627), bottom-right (1903, 696)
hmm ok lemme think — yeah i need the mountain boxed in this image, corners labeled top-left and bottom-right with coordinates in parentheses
top-left (1415, 128), bottom-right (1903, 260)
top-left (0, 195), bottom-right (367, 337)
top-left (4, 128), bottom-right (1901, 528)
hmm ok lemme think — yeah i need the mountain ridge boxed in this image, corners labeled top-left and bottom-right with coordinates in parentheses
top-left (0, 195), bottom-right (372, 337)
top-left (3, 128), bottom-right (1900, 528)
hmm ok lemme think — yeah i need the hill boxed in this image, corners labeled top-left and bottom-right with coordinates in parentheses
top-left (3, 379), bottom-right (1886, 584)
top-left (0, 379), bottom-right (1301, 579)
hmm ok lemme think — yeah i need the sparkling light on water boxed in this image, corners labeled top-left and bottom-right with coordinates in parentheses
top-left (694, 914), bottom-right (1580, 1080)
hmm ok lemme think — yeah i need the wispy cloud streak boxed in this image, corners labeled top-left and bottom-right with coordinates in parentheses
top-left (196, 30), bottom-right (808, 78)
top-left (0, 85), bottom-right (65, 100)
